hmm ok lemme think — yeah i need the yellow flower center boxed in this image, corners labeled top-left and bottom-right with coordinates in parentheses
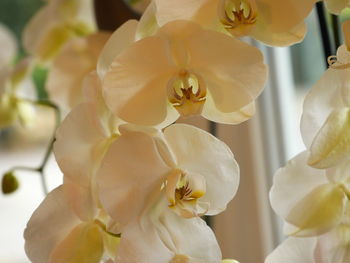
top-left (171, 254), bottom-right (190, 263)
top-left (219, 0), bottom-right (258, 36)
top-left (166, 169), bottom-right (206, 218)
top-left (167, 70), bottom-right (206, 117)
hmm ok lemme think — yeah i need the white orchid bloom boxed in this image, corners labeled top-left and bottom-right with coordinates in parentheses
top-left (24, 185), bottom-right (120, 263)
top-left (23, 72), bottom-right (123, 262)
top-left (54, 71), bottom-right (121, 221)
top-left (23, 0), bottom-right (96, 62)
top-left (0, 24), bottom-right (35, 128)
top-left (116, 198), bottom-right (222, 263)
top-left (266, 221), bottom-right (350, 263)
top-left (47, 32), bottom-right (111, 110)
top-left (301, 21), bottom-right (350, 169)
top-left (265, 236), bottom-right (317, 263)
top-left (101, 19), bottom-right (266, 126)
top-left (139, 0), bottom-right (315, 46)
top-left (97, 123), bottom-right (239, 229)
top-left (270, 151), bottom-right (350, 237)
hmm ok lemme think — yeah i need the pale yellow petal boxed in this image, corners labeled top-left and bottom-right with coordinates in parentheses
top-left (186, 27), bottom-right (266, 113)
top-left (265, 237), bottom-right (317, 263)
top-left (301, 69), bottom-right (346, 148)
top-left (135, 2), bottom-right (159, 40)
top-left (251, 20), bottom-right (307, 47)
top-left (202, 93), bottom-right (256, 124)
top-left (97, 130), bottom-right (170, 228)
top-left (256, 0), bottom-right (316, 34)
top-left (308, 108), bottom-right (350, 169)
top-left (154, 0), bottom-right (217, 29)
top-left (97, 20), bottom-right (138, 79)
top-left (270, 152), bottom-right (329, 223)
top-left (164, 124), bottom-right (239, 215)
top-left (47, 32), bottom-right (110, 110)
top-left (49, 223), bottom-right (104, 263)
top-left (24, 186), bottom-right (81, 263)
top-left (23, 5), bottom-right (59, 56)
top-left (102, 36), bottom-right (177, 125)
top-left (286, 184), bottom-right (346, 237)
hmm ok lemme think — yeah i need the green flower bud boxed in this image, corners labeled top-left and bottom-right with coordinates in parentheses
top-left (2, 171), bottom-right (19, 194)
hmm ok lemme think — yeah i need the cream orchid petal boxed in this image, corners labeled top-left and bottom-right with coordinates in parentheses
top-left (255, 0), bottom-right (315, 34)
top-left (325, 0), bottom-right (349, 14)
top-left (23, 5), bottom-right (59, 57)
top-left (24, 186), bottom-right (81, 263)
top-left (47, 32), bottom-right (110, 110)
top-left (97, 130), bottom-right (171, 228)
top-left (308, 108), bottom-right (350, 169)
top-left (63, 176), bottom-right (97, 222)
top-left (102, 36), bottom-right (177, 126)
top-left (251, 20), bottom-right (307, 47)
top-left (116, 202), bottom-right (221, 263)
top-left (49, 222), bottom-right (104, 263)
top-left (97, 20), bottom-right (138, 80)
top-left (316, 224), bottom-right (350, 263)
top-left (153, 0), bottom-right (217, 29)
top-left (301, 69), bottom-right (346, 148)
top-left (54, 102), bottom-right (109, 178)
top-left (202, 93), bottom-right (256, 124)
top-left (82, 71), bottom-right (123, 131)
top-left (135, 2), bottom-right (159, 40)
top-left (265, 237), bottom-right (317, 263)
top-left (0, 23), bottom-right (17, 68)
top-left (164, 124), bottom-right (239, 215)
top-left (23, 0), bottom-right (94, 61)
top-left (161, 209), bottom-right (221, 263)
top-left (270, 152), bottom-right (329, 223)
top-left (286, 183), bottom-right (346, 237)
top-left (187, 27), bottom-right (266, 113)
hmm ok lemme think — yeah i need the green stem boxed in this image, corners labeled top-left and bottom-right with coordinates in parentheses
top-left (6, 99), bottom-right (61, 195)
top-left (331, 14), bottom-right (341, 50)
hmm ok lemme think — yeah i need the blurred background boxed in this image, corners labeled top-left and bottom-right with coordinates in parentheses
top-left (0, 1), bottom-right (347, 262)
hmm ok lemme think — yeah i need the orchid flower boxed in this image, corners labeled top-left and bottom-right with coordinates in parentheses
top-left (139, 0), bottom-right (316, 46)
top-left (101, 19), bottom-right (266, 126)
top-left (24, 72), bottom-right (122, 262)
top-left (24, 185), bottom-right (120, 263)
top-left (266, 221), bottom-right (350, 263)
top-left (47, 32), bottom-right (111, 110)
top-left (0, 24), bottom-right (34, 128)
top-left (23, 0), bottom-right (95, 62)
top-left (97, 123), bottom-right (239, 229)
top-left (270, 151), bottom-right (350, 237)
top-left (301, 21), bottom-right (350, 169)
top-left (115, 198), bottom-right (223, 263)
top-left (53, 71), bottom-right (121, 221)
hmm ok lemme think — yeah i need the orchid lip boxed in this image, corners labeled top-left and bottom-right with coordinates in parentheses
top-left (165, 169), bottom-right (206, 216)
top-left (219, 0), bottom-right (257, 36)
top-left (167, 70), bottom-right (206, 117)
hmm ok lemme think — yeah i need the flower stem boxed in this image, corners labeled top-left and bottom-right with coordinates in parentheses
top-left (331, 14), bottom-right (341, 50)
top-left (5, 100), bottom-right (61, 196)
top-left (316, 2), bottom-right (334, 67)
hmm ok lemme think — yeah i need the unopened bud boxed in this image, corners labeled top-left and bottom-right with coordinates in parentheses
top-left (2, 171), bottom-right (19, 194)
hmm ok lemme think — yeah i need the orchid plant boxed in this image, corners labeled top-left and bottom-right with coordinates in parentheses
top-left (1, 0), bottom-right (350, 262)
